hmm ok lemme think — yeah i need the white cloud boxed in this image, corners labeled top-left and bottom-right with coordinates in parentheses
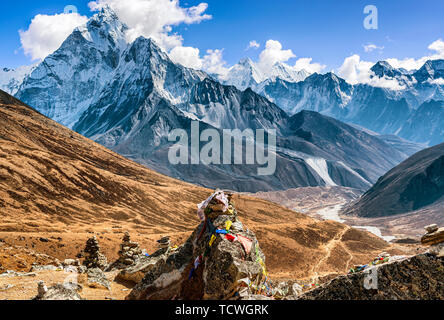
top-left (337, 38), bottom-right (444, 90)
top-left (246, 40), bottom-right (260, 50)
top-left (19, 13), bottom-right (88, 61)
top-left (169, 46), bottom-right (229, 76)
top-left (386, 39), bottom-right (444, 70)
top-left (88, 0), bottom-right (211, 50)
top-left (258, 40), bottom-right (296, 73)
top-left (294, 57), bottom-right (326, 74)
top-left (169, 46), bottom-right (203, 69)
top-left (338, 54), bottom-right (405, 90)
top-left (363, 43), bottom-right (384, 53)
top-left (202, 49), bottom-right (229, 76)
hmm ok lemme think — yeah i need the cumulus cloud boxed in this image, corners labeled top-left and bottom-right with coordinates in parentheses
top-left (258, 40), bottom-right (296, 73)
top-left (363, 43), bottom-right (384, 53)
top-left (337, 38), bottom-right (444, 90)
top-left (88, 0), bottom-right (211, 50)
top-left (19, 13), bottom-right (88, 61)
top-left (246, 40), bottom-right (260, 50)
top-left (294, 57), bottom-right (326, 74)
top-left (169, 46), bottom-right (228, 76)
top-left (169, 46), bottom-right (203, 69)
top-left (386, 39), bottom-right (444, 70)
top-left (202, 49), bottom-right (229, 76)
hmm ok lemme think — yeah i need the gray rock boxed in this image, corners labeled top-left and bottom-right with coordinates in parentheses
top-left (31, 265), bottom-right (61, 272)
top-left (0, 270), bottom-right (37, 278)
top-left (86, 268), bottom-right (111, 290)
top-left (34, 282), bottom-right (82, 300)
top-left (429, 243), bottom-right (444, 258)
top-left (63, 259), bottom-right (80, 267)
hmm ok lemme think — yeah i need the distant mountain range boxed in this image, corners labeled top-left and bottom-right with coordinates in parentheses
top-left (345, 142), bottom-right (444, 218)
top-left (2, 8), bottom-right (417, 192)
top-left (220, 57), bottom-right (309, 91)
top-left (222, 59), bottom-right (444, 147)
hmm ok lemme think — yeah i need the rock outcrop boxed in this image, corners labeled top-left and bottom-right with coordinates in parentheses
top-left (421, 227), bottom-right (444, 246)
top-left (82, 236), bottom-right (108, 270)
top-left (298, 254), bottom-right (444, 300)
top-left (126, 191), bottom-right (268, 300)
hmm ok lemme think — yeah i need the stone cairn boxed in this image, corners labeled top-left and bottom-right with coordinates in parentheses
top-left (117, 232), bottom-right (142, 267)
top-left (82, 236), bottom-right (108, 270)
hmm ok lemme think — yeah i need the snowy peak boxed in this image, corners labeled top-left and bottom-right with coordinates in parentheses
top-left (75, 5), bottom-right (128, 52)
top-left (223, 58), bottom-right (310, 91)
top-left (269, 62), bottom-right (309, 83)
top-left (371, 61), bottom-right (404, 78)
top-left (413, 59), bottom-right (444, 82)
top-left (223, 58), bottom-right (264, 91)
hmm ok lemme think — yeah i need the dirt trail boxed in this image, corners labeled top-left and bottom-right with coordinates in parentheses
top-left (310, 226), bottom-right (352, 283)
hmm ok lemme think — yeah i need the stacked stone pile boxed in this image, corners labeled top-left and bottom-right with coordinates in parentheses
top-left (82, 236), bottom-right (108, 270)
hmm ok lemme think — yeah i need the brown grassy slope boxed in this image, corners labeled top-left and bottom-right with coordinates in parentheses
top-left (0, 90), bottom-right (404, 280)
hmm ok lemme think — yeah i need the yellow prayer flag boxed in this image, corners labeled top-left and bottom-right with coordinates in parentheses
top-left (209, 234), bottom-right (217, 247)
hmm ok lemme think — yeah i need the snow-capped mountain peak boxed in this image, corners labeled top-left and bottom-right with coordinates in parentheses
top-left (413, 59), bottom-right (444, 82)
top-left (75, 5), bottom-right (128, 52)
top-left (222, 58), bottom-right (310, 91)
top-left (222, 58), bottom-right (265, 90)
top-left (269, 61), bottom-right (309, 83)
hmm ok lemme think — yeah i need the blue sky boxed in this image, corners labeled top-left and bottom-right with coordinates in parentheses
top-left (1, 0), bottom-right (444, 72)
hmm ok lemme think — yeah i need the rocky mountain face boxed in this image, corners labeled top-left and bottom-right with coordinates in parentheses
top-left (399, 100), bottom-right (444, 146)
top-left (14, 8), bottom-right (409, 192)
top-left (345, 143), bottom-right (444, 218)
top-left (17, 9), bottom-right (130, 128)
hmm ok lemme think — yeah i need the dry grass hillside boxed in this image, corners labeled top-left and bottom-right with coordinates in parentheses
top-left (0, 90), bottom-right (413, 290)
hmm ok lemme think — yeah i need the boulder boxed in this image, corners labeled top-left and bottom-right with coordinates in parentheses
top-left (421, 227), bottom-right (444, 246)
top-left (63, 259), bottom-right (80, 267)
top-left (429, 243), bottom-right (444, 258)
top-left (116, 250), bottom-right (168, 285)
top-left (126, 192), bottom-right (267, 300)
top-left (34, 281), bottom-right (82, 300)
top-left (84, 268), bottom-right (111, 290)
